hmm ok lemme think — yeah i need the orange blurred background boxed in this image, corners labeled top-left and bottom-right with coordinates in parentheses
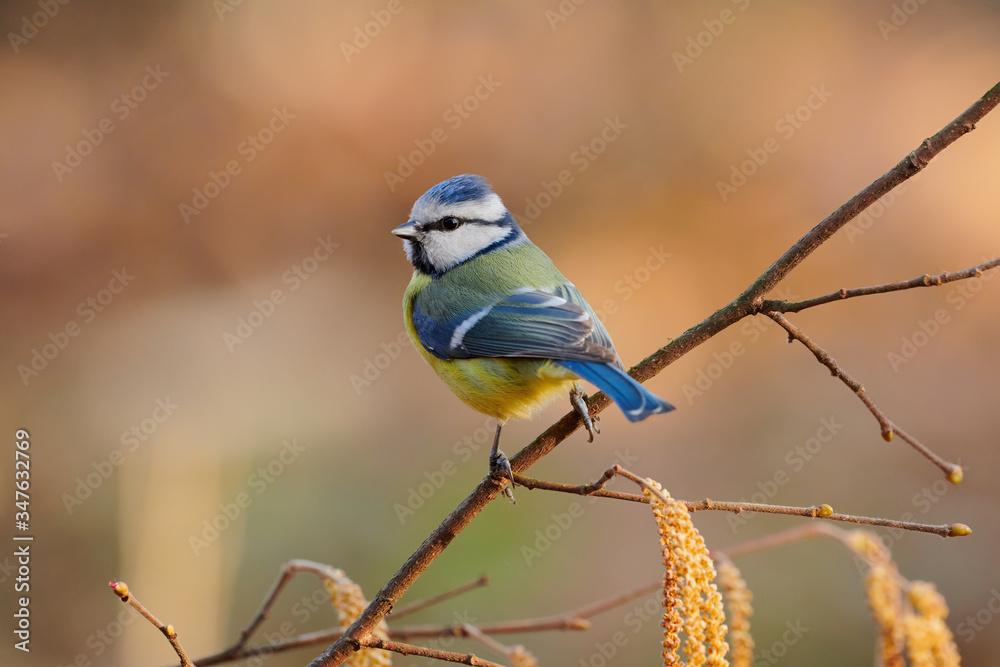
top-left (2, 1), bottom-right (999, 665)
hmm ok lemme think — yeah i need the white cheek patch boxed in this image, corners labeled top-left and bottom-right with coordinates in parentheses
top-left (412, 192), bottom-right (507, 224)
top-left (423, 224), bottom-right (514, 272)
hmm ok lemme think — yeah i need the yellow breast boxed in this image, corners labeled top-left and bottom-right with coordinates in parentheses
top-left (402, 272), bottom-right (577, 422)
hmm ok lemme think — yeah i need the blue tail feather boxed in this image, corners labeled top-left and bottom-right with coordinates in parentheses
top-left (560, 361), bottom-right (675, 422)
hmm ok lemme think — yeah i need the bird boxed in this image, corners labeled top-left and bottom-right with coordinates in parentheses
top-left (392, 174), bottom-right (674, 497)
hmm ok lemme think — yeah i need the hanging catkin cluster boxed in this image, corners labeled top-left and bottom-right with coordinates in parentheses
top-left (644, 479), bottom-right (730, 667)
top-left (323, 568), bottom-right (392, 667)
top-left (715, 555), bottom-right (754, 667)
top-left (847, 530), bottom-right (960, 667)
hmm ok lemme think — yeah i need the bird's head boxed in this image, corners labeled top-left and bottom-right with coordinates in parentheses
top-left (392, 174), bottom-right (524, 276)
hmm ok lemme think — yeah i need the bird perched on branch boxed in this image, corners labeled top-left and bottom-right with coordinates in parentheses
top-left (393, 174), bottom-right (674, 498)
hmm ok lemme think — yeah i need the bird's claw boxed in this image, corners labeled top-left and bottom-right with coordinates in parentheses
top-left (490, 449), bottom-right (516, 504)
top-left (570, 385), bottom-right (600, 442)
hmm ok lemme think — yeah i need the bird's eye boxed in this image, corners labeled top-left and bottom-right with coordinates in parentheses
top-left (441, 217), bottom-right (461, 231)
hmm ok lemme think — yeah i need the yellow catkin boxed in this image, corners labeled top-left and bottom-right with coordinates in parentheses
top-left (904, 581), bottom-right (961, 667)
top-left (847, 530), bottom-right (892, 565)
top-left (323, 569), bottom-right (392, 667)
top-left (645, 480), bottom-right (729, 667)
top-left (866, 564), bottom-right (906, 667)
top-left (509, 645), bottom-right (538, 667)
top-left (847, 531), bottom-right (904, 667)
top-left (651, 493), bottom-right (683, 666)
top-left (716, 557), bottom-right (754, 667)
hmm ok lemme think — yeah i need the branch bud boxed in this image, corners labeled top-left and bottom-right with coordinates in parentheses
top-left (948, 523), bottom-right (972, 537)
top-left (109, 580), bottom-right (129, 598)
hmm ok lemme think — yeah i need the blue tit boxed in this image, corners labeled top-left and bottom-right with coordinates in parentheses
top-left (392, 174), bottom-right (674, 489)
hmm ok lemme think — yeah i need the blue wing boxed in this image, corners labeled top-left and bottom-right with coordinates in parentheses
top-left (412, 286), bottom-right (617, 364)
top-left (412, 283), bottom-right (674, 421)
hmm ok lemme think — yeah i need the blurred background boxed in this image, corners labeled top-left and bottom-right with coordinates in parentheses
top-left (2, 1), bottom-right (999, 665)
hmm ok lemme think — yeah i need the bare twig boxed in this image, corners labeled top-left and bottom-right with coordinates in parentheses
top-left (514, 471), bottom-right (645, 503)
top-left (190, 577), bottom-right (660, 666)
top-left (891, 424), bottom-right (964, 484)
top-left (391, 576), bottom-right (490, 619)
top-left (361, 636), bottom-right (506, 667)
top-left (199, 559), bottom-right (344, 665)
top-left (520, 466), bottom-right (970, 538)
top-left (766, 311), bottom-right (962, 481)
top-left (760, 258), bottom-right (1000, 314)
top-left (109, 581), bottom-right (195, 667)
top-left (767, 311), bottom-right (894, 438)
top-left (305, 81), bottom-right (1000, 666)
top-left (717, 523), bottom-right (848, 560)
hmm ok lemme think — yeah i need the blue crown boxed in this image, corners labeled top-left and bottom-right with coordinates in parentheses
top-left (420, 174), bottom-right (494, 207)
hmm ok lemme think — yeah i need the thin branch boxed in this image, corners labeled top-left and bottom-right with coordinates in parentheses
top-left (767, 311), bottom-right (894, 438)
top-left (460, 624), bottom-right (540, 666)
top-left (190, 577), bottom-right (659, 666)
top-left (307, 82), bottom-right (1000, 666)
top-left (514, 471), bottom-right (645, 503)
top-left (520, 466), bottom-right (970, 538)
top-left (760, 257), bottom-right (1000, 314)
top-left (717, 523), bottom-right (849, 560)
top-left (200, 559), bottom-right (345, 665)
top-left (360, 636), bottom-right (506, 667)
top-left (766, 311), bottom-right (962, 481)
top-left (892, 424), bottom-right (964, 484)
top-left (391, 576), bottom-right (490, 619)
top-left (109, 581), bottom-right (195, 667)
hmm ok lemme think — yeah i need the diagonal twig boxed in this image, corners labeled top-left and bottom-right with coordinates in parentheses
top-left (760, 257), bottom-right (1000, 314)
top-left (109, 581), bottom-right (195, 667)
top-left (766, 311), bottom-right (962, 482)
top-left (391, 576), bottom-right (490, 619)
top-left (361, 636), bottom-right (506, 667)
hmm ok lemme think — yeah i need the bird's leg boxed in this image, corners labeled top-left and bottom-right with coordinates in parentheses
top-left (488, 422), bottom-right (516, 504)
top-left (570, 383), bottom-right (600, 443)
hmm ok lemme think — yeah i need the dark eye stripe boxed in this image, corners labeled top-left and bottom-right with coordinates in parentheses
top-left (426, 216), bottom-right (463, 232)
